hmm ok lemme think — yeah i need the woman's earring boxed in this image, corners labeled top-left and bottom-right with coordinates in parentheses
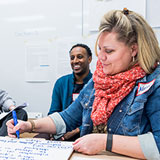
top-left (132, 56), bottom-right (135, 62)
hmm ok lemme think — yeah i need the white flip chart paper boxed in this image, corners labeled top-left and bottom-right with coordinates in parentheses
top-left (0, 137), bottom-right (73, 160)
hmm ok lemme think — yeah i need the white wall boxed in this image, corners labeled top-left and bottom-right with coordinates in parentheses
top-left (0, 0), bottom-right (84, 116)
top-left (0, 0), bottom-right (160, 117)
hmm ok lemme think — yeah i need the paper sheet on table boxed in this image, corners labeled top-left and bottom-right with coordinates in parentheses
top-left (0, 137), bottom-right (73, 160)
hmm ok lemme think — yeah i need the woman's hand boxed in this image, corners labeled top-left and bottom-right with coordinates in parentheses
top-left (73, 133), bottom-right (107, 155)
top-left (6, 119), bottom-right (31, 138)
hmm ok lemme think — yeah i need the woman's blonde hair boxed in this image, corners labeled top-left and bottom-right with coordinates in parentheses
top-left (95, 9), bottom-right (160, 74)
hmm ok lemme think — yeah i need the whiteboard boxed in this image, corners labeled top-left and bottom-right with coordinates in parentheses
top-left (0, 0), bottom-right (85, 116)
top-left (146, 0), bottom-right (160, 27)
top-left (83, 0), bottom-right (146, 35)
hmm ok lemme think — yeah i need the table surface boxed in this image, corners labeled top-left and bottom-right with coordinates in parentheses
top-left (70, 151), bottom-right (138, 160)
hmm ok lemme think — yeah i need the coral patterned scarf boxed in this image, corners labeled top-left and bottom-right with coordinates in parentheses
top-left (91, 60), bottom-right (146, 126)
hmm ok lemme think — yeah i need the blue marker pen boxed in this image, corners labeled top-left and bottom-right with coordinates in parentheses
top-left (12, 110), bottom-right (20, 138)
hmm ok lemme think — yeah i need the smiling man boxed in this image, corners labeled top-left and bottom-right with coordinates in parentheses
top-left (48, 43), bottom-right (92, 140)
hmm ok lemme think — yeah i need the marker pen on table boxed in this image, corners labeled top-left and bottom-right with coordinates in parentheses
top-left (12, 110), bottom-right (20, 138)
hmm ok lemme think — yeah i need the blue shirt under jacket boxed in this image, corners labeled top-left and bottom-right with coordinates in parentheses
top-left (50, 65), bottom-right (160, 159)
top-left (48, 71), bottom-right (92, 115)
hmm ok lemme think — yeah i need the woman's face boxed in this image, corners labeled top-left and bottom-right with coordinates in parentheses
top-left (97, 31), bottom-right (137, 75)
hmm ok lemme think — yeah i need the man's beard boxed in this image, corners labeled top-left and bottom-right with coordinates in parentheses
top-left (74, 68), bottom-right (87, 76)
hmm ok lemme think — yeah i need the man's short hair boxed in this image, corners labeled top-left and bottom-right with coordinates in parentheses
top-left (69, 43), bottom-right (92, 57)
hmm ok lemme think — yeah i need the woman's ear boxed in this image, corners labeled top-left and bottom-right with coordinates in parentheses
top-left (131, 43), bottom-right (138, 57)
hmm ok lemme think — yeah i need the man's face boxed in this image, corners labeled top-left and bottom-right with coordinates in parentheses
top-left (70, 46), bottom-right (91, 75)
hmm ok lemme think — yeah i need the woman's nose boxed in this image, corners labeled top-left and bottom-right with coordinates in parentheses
top-left (98, 51), bottom-right (106, 61)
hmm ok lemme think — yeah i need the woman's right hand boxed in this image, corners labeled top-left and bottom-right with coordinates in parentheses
top-left (6, 119), bottom-right (31, 138)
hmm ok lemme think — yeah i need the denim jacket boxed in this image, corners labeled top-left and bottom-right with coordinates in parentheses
top-left (48, 71), bottom-right (92, 115)
top-left (50, 65), bottom-right (160, 159)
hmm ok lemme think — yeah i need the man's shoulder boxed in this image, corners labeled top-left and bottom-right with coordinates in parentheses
top-left (56, 73), bottom-right (73, 83)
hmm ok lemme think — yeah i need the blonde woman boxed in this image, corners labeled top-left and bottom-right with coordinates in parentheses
top-left (7, 9), bottom-right (160, 159)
